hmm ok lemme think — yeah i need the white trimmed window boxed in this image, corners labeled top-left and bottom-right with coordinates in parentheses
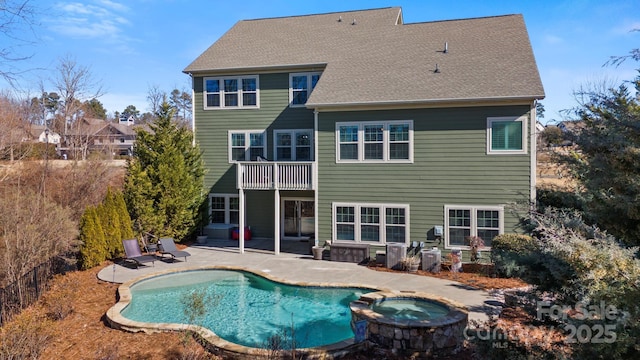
top-left (487, 116), bottom-right (527, 154)
top-left (336, 121), bottom-right (413, 162)
top-left (444, 205), bottom-right (503, 248)
top-left (289, 72), bottom-right (321, 107)
top-left (228, 131), bottom-right (266, 162)
top-left (204, 76), bottom-right (259, 109)
top-left (274, 129), bottom-right (313, 161)
top-left (209, 194), bottom-right (239, 224)
top-left (333, 203), bottom-right (409, 244)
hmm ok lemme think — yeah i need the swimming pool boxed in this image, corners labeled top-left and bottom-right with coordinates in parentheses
top-left (118, 269), bottom-right (373, 349)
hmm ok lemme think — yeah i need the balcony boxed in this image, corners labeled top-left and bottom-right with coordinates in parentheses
top-left (237, 162), bottom-right (316, 190)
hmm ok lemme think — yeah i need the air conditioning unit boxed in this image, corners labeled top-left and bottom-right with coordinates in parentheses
top-left (386, 243), bottom-right (407, 270)
top-left (421, 248), bottom-right (442, 273)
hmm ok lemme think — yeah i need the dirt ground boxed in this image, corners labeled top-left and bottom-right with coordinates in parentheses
top-left (368, 262), bottom-right (528, 290)
top-left (0, 260), bottom-right (531, 360)
top-left (36, 265), bottom-right (216, 360)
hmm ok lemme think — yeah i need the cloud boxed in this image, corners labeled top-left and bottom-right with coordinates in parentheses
top-left (98, 0), bottom-right (129, 12)
top-left (543, 34), bottom-right (564, 45)
top-left (610, 20), bottom-right (640, 35)
top-left (47, 1), bottom-right (132, 42)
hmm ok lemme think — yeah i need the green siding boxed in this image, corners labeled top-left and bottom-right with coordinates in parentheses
top-left (193, 71), bottom-right (532, 246)
top-left (194, 73), bottom-right (314, 236)
top-left (316, 106), bottom-right (532, 245)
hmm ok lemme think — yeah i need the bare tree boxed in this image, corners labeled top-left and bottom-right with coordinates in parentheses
top-left (50, 55), bottom-right (104, 135)
top-left (0, 0), bottom-right (38, 87)
top-left (0, 91), bottom-right (31, 162)
top-left (0, 185), bottom-right (78, 286)
top-left (169, 88), bottom-right (192, 127)
top-left (146, 84), bottom-right (165, 118)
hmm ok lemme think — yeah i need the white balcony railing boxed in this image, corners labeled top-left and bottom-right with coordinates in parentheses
top-left (237, 162), bottom-right (315, 190)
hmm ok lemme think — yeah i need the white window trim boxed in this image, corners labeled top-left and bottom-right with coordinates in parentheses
top-left (289, 72), bottom-right (321, 108)
top-left (209, 193), bottom-right (239, 225)
top-left (335, 120), bottom-right (413, 163)
top-left (228, 130), bottom-right (267, 163)
top-left (486, 116), bottom-right (527, 155)
top-left (444, 204), bottom-right (504, 250)
top-left (332, 202), bottom-right (410, 244)
top-left (273, 129), bottom-right (314, 161)
top-left (203, 75), bottom-right (260, 110)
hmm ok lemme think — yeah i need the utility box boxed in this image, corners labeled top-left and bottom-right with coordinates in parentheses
top-left (330, 243), bottom-right (370, 263)
top-left (421, 248), bottom-right (442, 273)
top-left (386, 243), bottom-right (407, 270)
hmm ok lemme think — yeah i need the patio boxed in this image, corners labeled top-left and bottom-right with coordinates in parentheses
top-left (97, 239), bottom-right (498, 322)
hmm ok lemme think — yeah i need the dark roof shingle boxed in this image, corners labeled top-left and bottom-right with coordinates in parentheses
top-left (184, 7), bottom-right (544, 107)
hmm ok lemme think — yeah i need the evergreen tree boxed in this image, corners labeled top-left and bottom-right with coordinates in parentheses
top-left (560, 71), bottom-right (640, 246)
top-left (114, 190), bottom-right (134, 240)
top-left (78, 206), bottom-right (107, 270)
top-left (99, 188), bottom-right (123, 257)
top-left (124, 102), bottom-right (205, 242)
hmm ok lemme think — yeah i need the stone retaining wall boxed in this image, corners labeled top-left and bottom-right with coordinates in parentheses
top-left (350, 291), bottom-right (468, 358)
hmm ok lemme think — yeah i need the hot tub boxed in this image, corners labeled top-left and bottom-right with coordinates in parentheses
top-left (350, 291), bottom-right (468, 357)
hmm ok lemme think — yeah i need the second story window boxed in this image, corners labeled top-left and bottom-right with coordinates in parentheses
top-left (336, 121), bottom-right (413, 163)
top-left (289, 72), bottom-right (321, 107)
top-left (274, 129), bottom-right (313, 161)
top-left (204, 76), bottom-right (259, 109)
top-left (228, 130), bottom-right (266, 162)
top-left (486, 116), bottom-right (527, 154)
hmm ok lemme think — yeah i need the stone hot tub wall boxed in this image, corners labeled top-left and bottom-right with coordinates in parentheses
top-left (350, 291), bottom-right (468, 357)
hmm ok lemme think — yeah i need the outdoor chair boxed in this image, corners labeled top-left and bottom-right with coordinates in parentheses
top-left (158, 237), bottom-right (191, 262)
top-left (122, 239), bottom-right (156, 268)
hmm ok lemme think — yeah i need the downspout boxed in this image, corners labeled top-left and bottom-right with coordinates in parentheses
top-left (189, 73), bottom-right (196, 147)
top-left (530, 100), bottom-right (537, 207)
top-left (314, 109), bottom-right (319, 247)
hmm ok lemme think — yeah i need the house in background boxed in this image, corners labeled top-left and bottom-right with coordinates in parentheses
top-left (184, 7), bottom-right (544, 257)
top-left (62, 118), bottom-right (137, 159)
top-left (119, 114), bottom-right (136, 127)
top-left (30, 125), bottom-right (62, 145)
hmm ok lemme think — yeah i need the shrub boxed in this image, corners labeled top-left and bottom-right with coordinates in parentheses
top-left (491, 234), bottom-right (537, 278)
top-left (41, 274), bottom-right (76, 320)
top-left (468, 317), bottom-right (571, 359)
top-left (506, 208), bottom-right (640, 357)
top-left (97, 188), bottom-right (123, 258)
top-left (0, 186), bottom-right (78, 286)
top-left (78, 206), bottom-right (108, 270)
top-left (0, 309), bottom-right (54, 359)
top-left (536, 186), bottom-right (583, 211)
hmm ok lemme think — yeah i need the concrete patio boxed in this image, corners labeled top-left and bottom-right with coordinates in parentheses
top-left (97, 239), bottom-right (499, 321)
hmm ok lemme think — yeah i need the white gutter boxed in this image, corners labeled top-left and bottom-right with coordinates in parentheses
top-left (306, 95), bottom-right (546, 110)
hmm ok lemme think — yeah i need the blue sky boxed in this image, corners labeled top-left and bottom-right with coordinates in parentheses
top-left (2, 0), bottom-right (639, 123)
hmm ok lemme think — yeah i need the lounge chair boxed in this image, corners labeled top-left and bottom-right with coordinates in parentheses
top-left (122, 239), bottom-right (156, 268)
top-left (158, 237), bottom-right (191, 262)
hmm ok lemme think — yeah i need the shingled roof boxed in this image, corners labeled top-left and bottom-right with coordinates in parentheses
top-left (184, 7), bottom-right (544, 108)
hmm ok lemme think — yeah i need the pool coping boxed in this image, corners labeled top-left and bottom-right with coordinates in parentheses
top-left (105, 265), bottom-right (397, 358)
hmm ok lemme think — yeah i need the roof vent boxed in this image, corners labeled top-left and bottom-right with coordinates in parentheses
top-left (444, 42), bottom-right (448, 53)
top-left (352, 18), bottom-right (357, 25)
top-left (338, 16), bottom-right (342, 22)
top-left (434, 64), bottom-right (440, 73)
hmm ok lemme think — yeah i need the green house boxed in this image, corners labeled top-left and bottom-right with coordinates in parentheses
top-left (183, 7), bottom-right (544, 257)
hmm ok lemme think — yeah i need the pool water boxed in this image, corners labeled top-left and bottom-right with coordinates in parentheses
top-left (122, 270), bottom-right (371, 349)
top-left (371, 298), bottom-right (449, 321)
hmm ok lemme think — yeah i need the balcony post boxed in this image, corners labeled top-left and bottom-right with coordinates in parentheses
top-left (274, 189), bottom-right (280, 255)
top-left (239, 188), bottom-right (245, 254)
top-left (273, 162), bottom-right (279, 190)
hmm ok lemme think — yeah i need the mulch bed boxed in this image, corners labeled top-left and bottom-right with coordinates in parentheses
top-left (367, 261), bottom-right (529, 290)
